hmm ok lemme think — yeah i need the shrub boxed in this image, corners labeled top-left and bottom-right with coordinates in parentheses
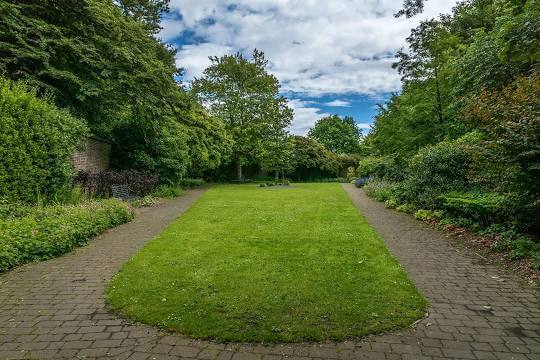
top-left (346, 166), bottom-right (356, 182)
top-left (508, 237), bottom-right (540, 261)
top-left (396, 203), bottom-right (416, 214)
top-left (363, 179), bottom-right (399, 202)
top-left (384, 199), bottom-right (398, 209)
top-left (0, 78), bottom-right (88, 203)
top-left (75, 170), bottom-right (158, 198)
top-left (132, 196), bottom-right (159, 208)
top-left (0, 199), bottom-right (133, 272)
top-left (357, 155), bottom-right (405, 181)
top-left (152, 185), bottom-right (184, 198)
top-left (438, 191), bottom-right (510, 225)
top-left (414, 209), bottom-right (445, 222)
top-left (403, 138), bottom-right (471, 208)
top-left (177, 178), bottom-right (206, 188)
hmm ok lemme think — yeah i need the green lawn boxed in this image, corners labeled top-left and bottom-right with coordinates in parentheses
top-left (107, 184), bottom-right (426, 342)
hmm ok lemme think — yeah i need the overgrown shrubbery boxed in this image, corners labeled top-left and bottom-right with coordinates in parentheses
top-left (74, 170), bottom-right (158, 198)
top-left (357, 155), bottom-right (405, 181)
top-left (152, 185), bottom-right (184, 198)
top-left (401, 137), bottom-right (471, 209)
top-left (0, 78), bottom-right (88, 203)
top-left (0, 199), bottom-right (133, 272)
top-left (177, 178), bottom-right (206, 188)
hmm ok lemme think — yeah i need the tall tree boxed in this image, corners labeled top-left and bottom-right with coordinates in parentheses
top-left (192, 49), bottom-right (293, 180)
top-left (395, 0), bottom-right (425, 18)
top-left (308, 115), bottom-right (362, 154)
top-left (114, 0), bottom-right (170, 33)
top-left (0, 0), bottom-right (231, 183)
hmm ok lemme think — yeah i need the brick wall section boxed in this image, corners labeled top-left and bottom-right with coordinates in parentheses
top-left (71, 138), bottom-right (112, 172)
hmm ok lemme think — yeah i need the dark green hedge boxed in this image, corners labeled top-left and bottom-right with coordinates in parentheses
top-left (0, 78), bottom-right (88, 203)
top-left (0, 199), bottom-right (133, 272)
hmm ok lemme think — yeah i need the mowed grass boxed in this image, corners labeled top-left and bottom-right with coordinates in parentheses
top-left (107, 184), bottom-right (426, 342)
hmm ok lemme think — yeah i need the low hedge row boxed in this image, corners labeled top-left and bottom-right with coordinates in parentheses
top-left (0, 199), bottom-right (133, 272)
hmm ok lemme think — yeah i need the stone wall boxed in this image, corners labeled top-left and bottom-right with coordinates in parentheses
top-left (72, 137), bottom-right (112, 172)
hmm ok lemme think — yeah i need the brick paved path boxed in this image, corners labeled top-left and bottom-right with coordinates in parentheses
top-left (0, 185), bottom-right (538, 359)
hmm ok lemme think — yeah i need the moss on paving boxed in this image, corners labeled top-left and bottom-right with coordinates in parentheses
top-left (107, 184), bottom-right (426, 342)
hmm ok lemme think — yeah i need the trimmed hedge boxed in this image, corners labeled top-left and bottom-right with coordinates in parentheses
top-left (0, 78), bottom-right (88, 203)
top-left (0, 199), bottom-right (133, 272)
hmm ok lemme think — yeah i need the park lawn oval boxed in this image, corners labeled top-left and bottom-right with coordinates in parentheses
top-left (107, 183), bottom-right (426, 343)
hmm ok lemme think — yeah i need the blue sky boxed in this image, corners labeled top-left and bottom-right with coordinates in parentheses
top-left (160, 1), bottom-right (457, 134)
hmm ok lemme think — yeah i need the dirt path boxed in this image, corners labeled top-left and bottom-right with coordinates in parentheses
top-left (0, 185), bottom-right (538, 359)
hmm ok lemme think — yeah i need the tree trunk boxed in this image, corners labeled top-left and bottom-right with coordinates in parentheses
top-left (237, 161), bottom-right (243, 182)
top-left (275, 171), bottom-right (279, 181)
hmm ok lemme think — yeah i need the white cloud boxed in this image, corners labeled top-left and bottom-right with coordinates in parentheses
top-left (163, 0), bottom-right (458, 130)
top-left (287, 99), bottom-right (330, 135)
top-left (357, 123), bottom-right (372, 130)
top-left (323, 100), bottom-right (351, 107)
top-left (175, 43), bottom-right (234, 80)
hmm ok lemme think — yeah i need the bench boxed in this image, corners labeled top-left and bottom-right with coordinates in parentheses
top-left (111, 184), bottom-right (139, 201)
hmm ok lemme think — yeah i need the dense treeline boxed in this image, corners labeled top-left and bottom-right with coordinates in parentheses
top-left (0, 0), bottom-right (231, 185)
top-left (0, 0), bottom-right (364, 195)
top-left (360, 0), bottom-right (539, 266)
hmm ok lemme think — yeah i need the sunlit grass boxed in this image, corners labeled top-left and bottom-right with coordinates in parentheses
top-left (107, 183), bottom-right (426, 342)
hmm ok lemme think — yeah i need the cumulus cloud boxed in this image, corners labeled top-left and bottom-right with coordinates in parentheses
top-left (323, 100), bottom-right (351, 107)
top-left (287, 99), bottom-right (330, 135)
top-left (163, 0), bottom-right (458, 132)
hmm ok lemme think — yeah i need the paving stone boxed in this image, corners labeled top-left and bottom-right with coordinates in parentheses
top-left (0, 186), bottom-right (537, 360)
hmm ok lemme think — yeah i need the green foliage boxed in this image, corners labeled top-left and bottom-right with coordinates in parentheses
top-left (438, 190), bottom-right (510, 224)
top-left (363, 179), bottom-right (399, 202)
top-left (308, 115), bottom-right (363, 154)
top-left (364, 0), bottom-right (538, 232)
top-left (0, 199), bottom-right (133, 272)
top-left (289, 136), bottom-right (338, 180)
top-left (131, 195), bottom-right (159, 208)
top-left (414, 209), bottom-right (445, 222)
top-left (115, 0), bottom-right (170, 33)
top-left (508, 238), bottom-right (540, 262)
top-left (346, 166), bottom-right (356, 182)
top-left (403, 138), bottom-right (471, 208)
top-left (357, 155), bottom-right (405, 181)
top-left (0, 78), bottom-right (88, 203)
top-left (0, 0), bottom-right (231, 183)
top-left (192, 50), bottom-right (293, 180)
top-left (151, 185), bottom-right (184, 198)
top-left (176, 178), bottom-right (206, 188)
top-left (396, 203), bottom-right (417, 214)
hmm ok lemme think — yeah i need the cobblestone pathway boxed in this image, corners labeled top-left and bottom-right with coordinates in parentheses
top-left (0, 185), bottom-right (538, 359)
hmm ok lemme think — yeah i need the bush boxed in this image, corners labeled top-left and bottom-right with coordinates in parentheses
top-left (414, 209), bottom-right (445, 222)
top-left (508, 238), bottom-right (540, 262)
top-left (0, 78), bottom-right (88, 203)
top-left (357, 155), bottom-right (405, 181)
top-left (363, 179), bottom-right (399, 202)
top-left (177, 178), bottom-right (206, 188)
top-left (75, 170), bottom-right (158, 198)
top-left (152, 185), bottom-right (184, 198)
top-left (402, 138), bottom-right (471, 208)
top-left (0, 199), bottom-right (133, 272)
top-left (396, 203), bottom-right (416, 214)
top-left (132, 195), bottom-right (159, 208)
top-left (438, 190), bottom-right (510, 225)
